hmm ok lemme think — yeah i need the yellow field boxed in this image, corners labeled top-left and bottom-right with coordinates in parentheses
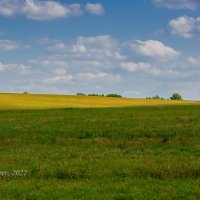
top-left (0, 93), bottom-right (199, 110)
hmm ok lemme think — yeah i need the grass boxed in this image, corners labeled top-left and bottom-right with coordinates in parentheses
top-left (0, 105), bottom-right (200, 199)
top-left (0, 93), bottom-right (199, 110)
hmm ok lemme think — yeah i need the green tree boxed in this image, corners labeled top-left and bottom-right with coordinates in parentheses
top-left (170, 93), bottom-right (182, 100)
top-left (152, 95), bottom-right (160, 100)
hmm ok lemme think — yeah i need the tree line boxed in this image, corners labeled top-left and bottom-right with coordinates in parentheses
top-left (76, 93), bottom-right (122, 98)
top-left (146, 93), bottom-right (183, 100)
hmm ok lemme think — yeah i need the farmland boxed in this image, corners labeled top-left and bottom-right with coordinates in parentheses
top-left (0, 93), bottom-right (199, 110)
top-left (0, 94), bottom-right (200, 199)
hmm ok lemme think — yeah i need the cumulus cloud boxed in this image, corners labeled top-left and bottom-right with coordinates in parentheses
top-left (0, 40), bottom-right (21, 51)
top-left (47, 35), bottom-right (126, 61)
top-left (0, 0), bottom-right (104, 20)
top-left (131, 40), bottom-right (180, 60)
top-left (22, 0), bottom-right (70, 20)
top-left (85, 3), bottom-right (105, 15)
top-left (153, 0), bottom-right (200, 10)
top-left (169, 16), bottom-right (200, 38)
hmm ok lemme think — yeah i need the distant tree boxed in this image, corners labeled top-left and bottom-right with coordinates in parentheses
top-left (76, 93), bottom-right (86, 96)
top-left (106, 94), bottom-right (122, 98)
top-left (88, 94), bottom-right (105, 97)
top-left (23, 92), bottom-right (28, 94)
top-left (88, 94), bottom-right (100, 96)
top-left (170, 93), bottom-right (182, 100)
top-left (152, 95), bottom-right (160, 100)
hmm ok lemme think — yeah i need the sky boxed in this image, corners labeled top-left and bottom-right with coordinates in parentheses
top-left (0, 0), bottom-right (200, 99)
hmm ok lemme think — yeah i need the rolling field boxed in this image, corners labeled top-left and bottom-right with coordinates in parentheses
top-left (0, 103), bottom-right (200, 199)
top-left (0, 93), bottom-right (199, 110)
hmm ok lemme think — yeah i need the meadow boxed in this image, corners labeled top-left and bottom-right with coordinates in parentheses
top-left (0, 94), bottom-right (200, 199)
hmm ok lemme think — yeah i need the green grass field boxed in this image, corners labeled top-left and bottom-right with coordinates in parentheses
top-left (0, 94), bottom-right (200, 199)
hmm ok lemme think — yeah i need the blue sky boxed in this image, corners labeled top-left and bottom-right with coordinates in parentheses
top-left (0, 0), bottom-right (200, 99)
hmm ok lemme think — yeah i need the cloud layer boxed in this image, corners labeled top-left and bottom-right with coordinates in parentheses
top-left (1, 34), bottom-right (198, 98)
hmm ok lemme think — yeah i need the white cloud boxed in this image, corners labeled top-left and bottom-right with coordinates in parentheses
top-left (0, 0), bottom-right (105, 20)
top-left (47, 35), bottom-right (125, 61)
top-left (54, 68), bottom-right (67, 75)
top-left (22, 0), bottom-right (69, 20)
top-left (121, 62), bottom-right (162, 75)
top-left (1, 34), bottom-right (200, 99)
top-left (0, 40), bottom-right (20, 51)
top-left (44, 74), bottom-right (73, 84)
top-left (0, 61), bottom-right (30, 74)
top-left (121, 62), bottom-right (151, 72)
top-left (153, 0), bottom-right (200, 10)
top-left (0, 0), bottom-right (20, 16)
top-left (0, 62), bottom-right (6, 72)
top-left (169, 16), bottom-right (200, 38)
top-left (47, 42), bottom-right (68, 53)
top-left (132, 40), bottom-right (180, 60)
top-left (72, 35), bottom-right (125, 60)
top-left (186, 57), bottom-right (200, 65)
top-left (76, 72), bottom-right (121, 82)
top-left (85, 3), bottom-right (105, 15)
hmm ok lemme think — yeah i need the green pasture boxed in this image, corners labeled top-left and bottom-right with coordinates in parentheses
top-left (0, 105), bottom-right (200, 199)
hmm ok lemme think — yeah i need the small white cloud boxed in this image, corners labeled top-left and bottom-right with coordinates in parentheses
top-left (54, 68), bottom-right (67, 75)
top-left (169, 16), bottom-right (200, 38)
top-left (22, 0), bottom-right (69, 20)
top-left (44, 74), bottom-right (73, 84)
top-left (0, 61), bottom-right (30, 74)
top-left (186, 57), bottom-right (200, 65)
top-left (72, 44), bottom-right (87, 54)
top-left (0, 40), bottom-right (20, 51)
top-left (85, 3), bottom-right (105, 15)
top-left (121, 62), bottom-right (161, 75)
top-left (48, 42), bottom-right (67, 53)
top-left (68, 4), bottom-right (83, 17)
top-left (0, 0), bottom-right (20, 16)
top-left (121, 62), bottom-right (151, 72)
top-left (132, 40), bottom-right (180, 60)
top-left (76, 72), bottom-right (121, 82)
top-left (153, 0), bottom-right (200, 10)
top-left (0, 62), bottom-right (6, 72)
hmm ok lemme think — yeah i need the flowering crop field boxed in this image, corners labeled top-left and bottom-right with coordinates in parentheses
top-left (0, 93), bottom-right (199, 110)
top-left (0, 95), bottom-right (200, 199)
